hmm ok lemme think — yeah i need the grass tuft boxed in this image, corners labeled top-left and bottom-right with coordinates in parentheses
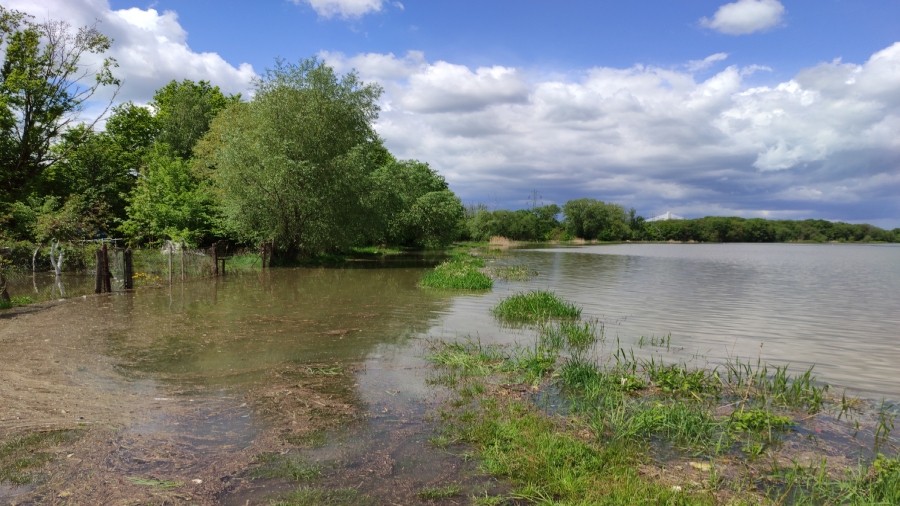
top-left (420, 257), bottom-right (492, 290)
top-left (492, 290), bottom-right (581, 323)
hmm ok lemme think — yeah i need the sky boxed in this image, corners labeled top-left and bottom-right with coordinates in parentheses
top-left (5, 0), bottom-right (900, 228)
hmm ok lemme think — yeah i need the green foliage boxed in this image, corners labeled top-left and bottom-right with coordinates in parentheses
top-left (420, 258), bottom-right (492, 290)
top-left (728, 408), bottom-right (792, 433)
top-left (465, 203), bottom-right (561, 242)
top-left (367, 159), bottom-right (462, 248)
top-left (0, 6), bottom-right (119, 205)
top-left (121, 145), bottom-right (219, 245)
top-left (646, 216), bottom-right (898, 243)
top-left (491, 290), bottom-right (581, 323)
top-left (563, 198), bottom-right (631, 241)
top-left (645, 361), bottom-right (721, 397)
top-left (200, 58), bottom-right (384, 256)
top-left (151, 79), bottom-right (238, 159)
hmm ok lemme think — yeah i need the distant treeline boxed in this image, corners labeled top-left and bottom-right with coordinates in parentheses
top-left (463, 199), bottom-right (900, 243)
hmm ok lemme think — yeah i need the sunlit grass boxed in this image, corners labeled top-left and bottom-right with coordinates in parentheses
top-left (420, 257), bottom-right (492, 290)
top-left (491, 290), bottom-right (581, 323)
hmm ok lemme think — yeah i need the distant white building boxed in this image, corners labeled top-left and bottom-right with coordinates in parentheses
top-left (647, 211), bottom-right (685, 222)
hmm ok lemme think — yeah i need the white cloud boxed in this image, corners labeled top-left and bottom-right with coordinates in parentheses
top-left (340, 44), bottom-right (900, 224)
top-left (291, 0), bottom-right (384, 19)
top-left (701, 0), bottom-right (786, 35)
top-left (5, 0), bottom-right (257, 106)
top-left (686, 52), bottom-right (729, 72)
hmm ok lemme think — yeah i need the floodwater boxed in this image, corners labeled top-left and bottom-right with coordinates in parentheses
top-left (475, 243), bottom-right (900, 400)
top-left (2, 243), bottom-right (899, 502)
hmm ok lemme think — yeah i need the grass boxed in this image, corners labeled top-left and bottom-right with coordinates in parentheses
top-left (491, 290), bottom-right (581, 323)
top-left (0, 429), bottom-right (82, 485)
top-left (270, 487), bottom-right (370, 506)
top-left (489, 265), bottom-right (537, 281)
top-left (420, 256), bottom-right (493, 290)
top-left (251, 452), bottom-right (322, 482)
top-left (417, 484), bottom-right (462, 500)
top-left (426, 313), bottom-right (899, 504)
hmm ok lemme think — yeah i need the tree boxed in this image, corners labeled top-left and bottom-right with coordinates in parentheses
top-left (121, 145), bottom-right (218, 246)
top-left (151, 79), bottom-right (237, 159)
top-left (0, 6), bottom-right (119, 204)
top-left (199, 57), bottom-right (384, 257)
top-left (367, 159), bottom-right (457, 247)
top-left (563, 198), bottom-right (630, 241)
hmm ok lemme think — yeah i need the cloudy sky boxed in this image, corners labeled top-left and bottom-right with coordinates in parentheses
top-left (7, 0), bottom-right (900, 228)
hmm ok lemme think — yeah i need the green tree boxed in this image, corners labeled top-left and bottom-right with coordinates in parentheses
top-left (367, 159), bottom-right (455, 247)
top-left (563, 198), bottom-right (629, 241)
top-left (121, 145), bottom-right (218, 245)
top-left (199, 57), bottom-right (383, 257)
top-left (151, 79), bottom-right (238, 159)
top-left (0, 7), bottom-right (119, 204)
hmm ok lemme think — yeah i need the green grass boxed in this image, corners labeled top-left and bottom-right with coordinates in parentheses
top-left (420, 257), bottom-right (493, 290)
top-left (270, 487), bottom-right (371, 506)
top-left (251, 453), bottom-right (322, 482)
top-left (417, 484), bottom-right (462, 500)
top-left (491, 290), bottom-right (581, 323)
top-left (425, 317), bottom-right (900, 505)
top-left (0, 429), bottom-right (82, 485)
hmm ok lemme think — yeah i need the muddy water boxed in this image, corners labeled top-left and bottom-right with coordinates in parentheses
top-left (3, 243), bottom-right (899, 502)
top-left (1, 265), bottom-right (503, 504)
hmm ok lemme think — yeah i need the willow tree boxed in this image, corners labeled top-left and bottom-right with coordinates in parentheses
top-left (197, 58), bottom-right (384, 257)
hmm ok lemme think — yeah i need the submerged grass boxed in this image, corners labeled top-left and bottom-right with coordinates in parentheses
top-left (427, 314), bottom-right (898, 504)
top-left (492, 290), bottom-right (581, 323)
top-left (0, 429), bottom-right (82, 485)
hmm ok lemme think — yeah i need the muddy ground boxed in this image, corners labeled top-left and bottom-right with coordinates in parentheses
top-left (0, 297), bottom-right (496, 505)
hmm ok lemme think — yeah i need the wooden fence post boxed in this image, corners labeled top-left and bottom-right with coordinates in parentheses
top-left (102, 243), bottom-right (112, 293)
top-left (95, 248), bottom-right (103, 293)
top-left (211, 242), bottom-right (219, 276)
top-left (123, 247), bottom-right (134, 289)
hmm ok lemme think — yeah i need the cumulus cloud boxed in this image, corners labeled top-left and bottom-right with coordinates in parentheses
top-left (4, 0), bottom-right (257, 105)
top-left (291, 0), bottom-right (384, 19)
top-left (701, 0), bottom-right (786, 35)
top-left (335, 45), bottom-right (900, 224)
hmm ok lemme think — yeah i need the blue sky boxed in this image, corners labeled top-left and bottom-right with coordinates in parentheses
top-left (8, 0), bottom-right (900, 228)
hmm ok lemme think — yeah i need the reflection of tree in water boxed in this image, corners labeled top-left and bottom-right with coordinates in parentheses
top-left (103, 267), bottom-right (454, 386)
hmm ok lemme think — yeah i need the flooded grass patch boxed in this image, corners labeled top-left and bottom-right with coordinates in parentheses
top-left (420, 255), bottom-right (493, 290)
top-left (0, 429), bottom-right (82, 486)
top-left (427, 321), bottom-right (899, 504)
top-left (492, 290), bottom-right (581, 323)
top-left (270, 486), bottom-right (371, 505)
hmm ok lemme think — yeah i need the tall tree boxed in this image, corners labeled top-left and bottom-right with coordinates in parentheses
top-left (0, 6), bottom-right (119, 204)
top-left (151, 79), bottom-right (238, 159)
top-left (198, 58), bottom-right (383, 257)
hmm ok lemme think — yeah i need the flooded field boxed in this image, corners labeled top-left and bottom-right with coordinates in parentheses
top-left (1, 243), bottom-right (898, 503)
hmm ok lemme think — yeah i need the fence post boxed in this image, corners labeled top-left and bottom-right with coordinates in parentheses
top-left (211, 242), bottom-right (219, 276)
top-left (123, 247), bottom-right (134, 289)
top-left (95, 248), bottom-right (103, 293)
top-left (168, 242), bottom-right (173, 284)
top-left (180, 241), bottom-right (185, 281)
top-left (102, 243), bottom-right (112, 293)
